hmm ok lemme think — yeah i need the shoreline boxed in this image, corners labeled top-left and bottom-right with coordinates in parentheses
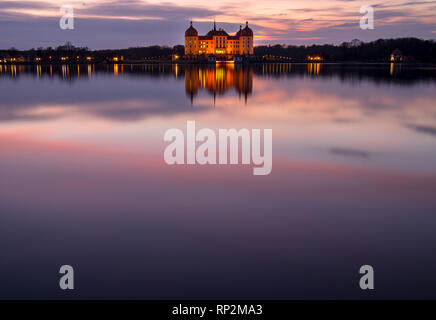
top-left (1, 61), bottom-right (435, 66)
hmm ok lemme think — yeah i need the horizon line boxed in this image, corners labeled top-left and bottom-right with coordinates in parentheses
top-left (2, 36), bottom-right (436, 52)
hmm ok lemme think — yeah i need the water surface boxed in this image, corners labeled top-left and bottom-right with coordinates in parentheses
top-left (1, 63), bottom-right (436, 299)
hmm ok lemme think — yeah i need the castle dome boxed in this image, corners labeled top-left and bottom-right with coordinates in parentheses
top-left (206, 21), bottom-right (229, 37)
top-left (207, 28), bottom-right (229, 37)
top-left (185, 21), bottom-right (198, 36)
top-left (240, 21), bottom-right (253, 36)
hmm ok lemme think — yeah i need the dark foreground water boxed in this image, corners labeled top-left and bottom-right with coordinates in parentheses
top-left (1, 63), bottom-right (436, 299)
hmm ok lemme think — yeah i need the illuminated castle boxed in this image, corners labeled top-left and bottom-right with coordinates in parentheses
top-left (185, 21), bottom-right (254, 57)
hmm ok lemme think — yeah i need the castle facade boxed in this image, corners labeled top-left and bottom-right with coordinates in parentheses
top-left (185, 21), bottom-right (254, 57)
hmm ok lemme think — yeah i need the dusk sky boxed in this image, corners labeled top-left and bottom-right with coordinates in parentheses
top-left (1, 0), bottom-right (436, 49)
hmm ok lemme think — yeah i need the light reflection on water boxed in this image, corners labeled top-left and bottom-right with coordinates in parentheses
top-left (0, 63), bottom-right (436, 299)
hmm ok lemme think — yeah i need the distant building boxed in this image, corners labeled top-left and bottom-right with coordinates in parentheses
top-left (1, 55), bottom-right (26, 63)
top-left (307, 55), bottom-right (323, 61)
top-left (390, 49), bottom-right (403, 62)
top-left (185, 21), bottom-right (254, 57)
top-left (110, 55), bottom-right (124, 62)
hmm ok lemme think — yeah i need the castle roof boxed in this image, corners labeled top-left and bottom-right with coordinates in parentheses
top-left (185, 21), bottom-right (253, 39)
top-left (185, 21), bottom-right (198, 36)
top-left (206, 21), bottom-right (229, 37)
top-left (237, 21), bottom-right (253, 37)
top-left (207, 29), bottom-right (229, 37)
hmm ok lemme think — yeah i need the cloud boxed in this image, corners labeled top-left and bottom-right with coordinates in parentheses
top-left (0, 0), bottom-right (435, 48)
top-left (81, 0), bottom-right (219, 20)
top-left (408, 124), bottom-right (436, 137)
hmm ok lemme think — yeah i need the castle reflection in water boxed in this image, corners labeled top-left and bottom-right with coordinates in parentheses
top-left (184, 63), bottom-right (253, 104)
top-left (1, 62), bottom-right (433, 104)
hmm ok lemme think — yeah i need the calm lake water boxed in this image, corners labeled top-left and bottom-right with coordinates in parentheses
top-left (1, 63), bottom-right (436, 299)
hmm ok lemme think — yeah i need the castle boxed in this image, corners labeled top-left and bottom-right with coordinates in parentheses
top-left (185, 21), bottom-right (254, 57)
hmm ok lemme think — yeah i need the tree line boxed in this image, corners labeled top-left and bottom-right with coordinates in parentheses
top-left (1, 38), bottom-right (435, 62)
top-left (255, 38), bottom-right (436, 62)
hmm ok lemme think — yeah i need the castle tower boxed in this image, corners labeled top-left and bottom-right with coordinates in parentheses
top-left (185, 21), bottom-right (199, 56)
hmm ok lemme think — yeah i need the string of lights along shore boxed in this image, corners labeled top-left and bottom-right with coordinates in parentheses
top-left (185, 21), bottom-right (254, 57)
